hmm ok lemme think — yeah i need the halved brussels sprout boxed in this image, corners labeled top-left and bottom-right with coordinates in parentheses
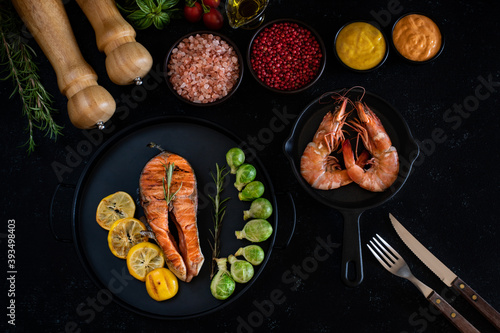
top-left (243, 198), bottom-right (273, 220)
top-left (234, 164), bottom-right (257, 191)
top-left (228, 255), bottom-right (254, 283)
top-left (226, 147), bottom-right (245, 174)
top-left (238, 181), bottom-right (264, 201)
top-left (235, 245), bottom-right (265, 266)
top-left (235, 219), bottom-right (273, 242)
top-left (210, 258), bottom-right (236, 300)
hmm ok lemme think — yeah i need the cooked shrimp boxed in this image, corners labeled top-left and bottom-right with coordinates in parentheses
top-left (342, 101), bottom-right (399, 192)
top-left (300, 97), bottom-right (352, 190)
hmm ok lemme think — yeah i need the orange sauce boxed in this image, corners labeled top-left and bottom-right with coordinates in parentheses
top-left (392, 14), bottom-right (442, 62)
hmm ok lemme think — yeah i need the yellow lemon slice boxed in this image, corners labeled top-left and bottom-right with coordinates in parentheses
top-left (96, 191), bottom-right (136, 230)
top-left (126, 242), bottom-right (165, 281)
top-left (107, 218), bottom-right (148, 259)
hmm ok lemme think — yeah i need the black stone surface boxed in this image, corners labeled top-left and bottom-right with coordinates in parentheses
top-left (2, 0), bottom-right (500, 332)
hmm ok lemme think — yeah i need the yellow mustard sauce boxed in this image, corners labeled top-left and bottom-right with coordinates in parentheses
top-left (335, 22), bottom-right (387, 71)
top-left (392, 14), bottom-right (442, 62)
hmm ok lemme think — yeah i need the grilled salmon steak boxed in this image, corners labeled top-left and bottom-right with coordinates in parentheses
top-left (139, 151), bottom-right (204, 282)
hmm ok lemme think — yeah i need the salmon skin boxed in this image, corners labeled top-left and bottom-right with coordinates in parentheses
top-left (139, 150), bottom-right (204, 282)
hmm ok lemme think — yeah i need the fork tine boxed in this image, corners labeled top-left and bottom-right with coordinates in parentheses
top-left (373, 234), bottom-right (399, 263)
top-left (376, 234), bottom-right (400, 256)
top-left (369, 238), bottom-right (393, 267)
top-left (366, 242), bottom-right (391, 271)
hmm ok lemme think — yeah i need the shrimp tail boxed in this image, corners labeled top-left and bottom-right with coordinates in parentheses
top-left (342, 140), bottom-right (367, 186)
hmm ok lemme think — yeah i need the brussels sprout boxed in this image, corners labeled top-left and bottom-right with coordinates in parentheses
top-left (235, 245), bottom-right (265, 266)
top-left (226, 148), bottom-right (245, 174)
top-left (210, 258), bottom-right (236, 300)
top-left (234, 164), bottom-right (257, 191)
top-left (235, 219), bottom-right (273, 242)
top-left (243, 198), bottom-right (273, 220)
top-left (228, 255), bottom-right (254, 283)
top-left (238, 181), bottom-right (264, 201)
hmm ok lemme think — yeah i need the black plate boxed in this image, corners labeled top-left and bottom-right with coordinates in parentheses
top-left (72, 116), bottom-right (277, 319)
top-left (284, 88), bottom-right (419, 286)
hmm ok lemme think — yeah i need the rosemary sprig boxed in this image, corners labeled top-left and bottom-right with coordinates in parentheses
top-left (162, 162), bottom-right (182, 209)
top-left (208, 163), bottom-right (230, 279)
top-left (0, 3), bottom-right (63, 154)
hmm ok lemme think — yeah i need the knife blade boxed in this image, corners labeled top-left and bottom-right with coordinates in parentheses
top-left (390, 213), bottom-right (500, 331)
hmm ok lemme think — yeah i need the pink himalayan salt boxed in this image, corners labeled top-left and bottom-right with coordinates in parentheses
top-left (167, 34), bottom-right (240, 103)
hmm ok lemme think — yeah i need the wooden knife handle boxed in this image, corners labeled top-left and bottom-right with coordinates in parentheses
top-left (427, 291), bottom-right (480, 333)
top-left (12, 0), bottom-right (115, 129)
top-left (75, 0), bottom-right (153, 85)
top-left (453, 277), bottom-right (500, 330)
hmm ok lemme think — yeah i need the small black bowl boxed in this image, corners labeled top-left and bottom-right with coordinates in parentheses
top-left (164, 31), bottom-right (244, 106)
top-left (333, 21), bottom-right (389, 73)
top-left (247, 18), bottom-right (326, 94)
top-left (391, 12), bottom-right (445, 64)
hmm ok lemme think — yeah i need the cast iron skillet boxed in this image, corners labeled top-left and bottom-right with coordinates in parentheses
top-left (70, 116), bottom-right (282, 319)
top-left (284, 88), bottom-right (419, 287)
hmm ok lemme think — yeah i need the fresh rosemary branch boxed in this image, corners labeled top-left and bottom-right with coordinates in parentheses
top-left (162, 162), bottom-right (182, 208)
top-left (0, 3), bottom-right (63, 154)
top-left (208, 163), bottom-right (230, 279)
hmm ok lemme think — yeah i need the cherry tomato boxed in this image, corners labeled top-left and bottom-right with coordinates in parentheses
top-left (184, 1), bottom-right (203, 23)
top-left (203, 7), bottom-right (224, 30)
top-left (203, 0), bottom-right (220, 8)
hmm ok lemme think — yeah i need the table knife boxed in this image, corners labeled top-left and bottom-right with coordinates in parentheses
top-left (390, 213), bottom-right (500, 331)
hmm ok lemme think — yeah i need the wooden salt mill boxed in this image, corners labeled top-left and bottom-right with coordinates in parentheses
top-left (12, 0), bottom-right (115, 130)
top-left (75, 0), bottom-right (153, 86)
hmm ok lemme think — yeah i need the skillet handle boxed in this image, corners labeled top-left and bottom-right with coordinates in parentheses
top-left (273, 192), bottom-right (297, 249)
top-left (49, 183), bottom-right (76, 243)
top-left (340, 210), bottom-right (363, 287)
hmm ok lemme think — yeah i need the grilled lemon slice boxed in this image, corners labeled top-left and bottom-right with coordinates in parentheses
top-left (126, 242), bottom-right (165, 281)
top-left (107, 218), bottom-right (148, 259)
top-left (96, 191), bottom-right (136, 230)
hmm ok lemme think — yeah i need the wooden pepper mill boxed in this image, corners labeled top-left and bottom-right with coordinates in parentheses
top-left (75, 0), bottom-right (153, 86)
top-left (12, 0), bottom-right (116, 130)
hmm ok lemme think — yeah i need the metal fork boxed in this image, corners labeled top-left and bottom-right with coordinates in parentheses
top-left (367, 234), bottom-right (480, 333)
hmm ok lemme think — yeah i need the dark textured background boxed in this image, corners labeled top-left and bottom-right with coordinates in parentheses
top-left (2, 0), bottom-right (500, 332)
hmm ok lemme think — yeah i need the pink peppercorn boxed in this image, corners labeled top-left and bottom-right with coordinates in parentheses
top-left (250, 22), bottom-right (323, 91)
